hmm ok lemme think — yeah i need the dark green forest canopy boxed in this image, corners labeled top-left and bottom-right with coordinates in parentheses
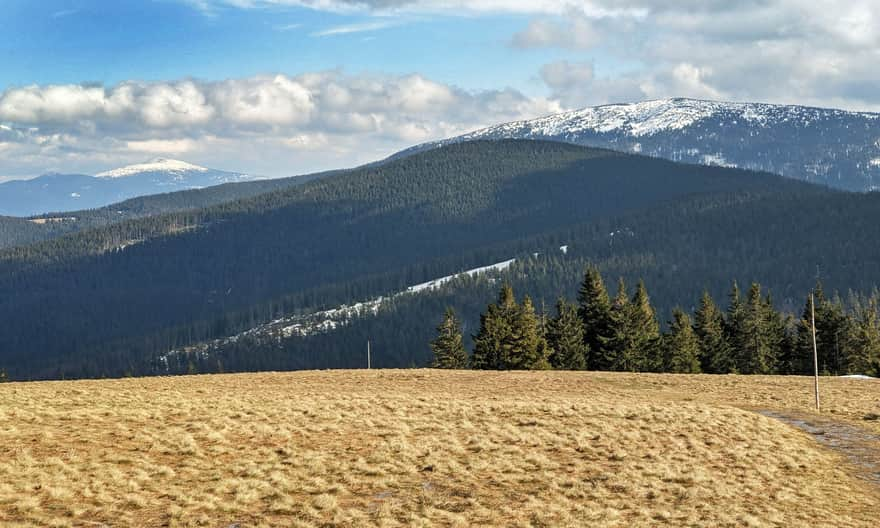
top-left (0, 170), bottom-right (331, 250)
top-left (1, 139), bottom-right (878, 380)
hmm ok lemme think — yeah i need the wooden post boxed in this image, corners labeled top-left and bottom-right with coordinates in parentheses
top-left (811, 294), bottom-right (820, 412)
top-left (367, 340), bottom-right (371, 370)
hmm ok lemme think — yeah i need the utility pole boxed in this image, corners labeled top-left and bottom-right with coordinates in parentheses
top-left (811, 293), bottom-right (820, 412)
top-left (367, 340), bottom-right (371, 370)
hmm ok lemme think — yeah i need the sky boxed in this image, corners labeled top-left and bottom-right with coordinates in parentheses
top-left (0, 0), bottom-right (879, 181)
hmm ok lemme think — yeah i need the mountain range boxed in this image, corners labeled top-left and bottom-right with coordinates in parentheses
top-left (3, 98), bottom-right (880, 380)
top-left (4, 139), bottom-right (880, 380)
top-left (0, 158), bottom-right (261, 217)
top-left (398, 98), bottom-right (880, 192)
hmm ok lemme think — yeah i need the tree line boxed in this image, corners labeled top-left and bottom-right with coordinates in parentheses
top-left (431, 266), bottom-right (880, 376)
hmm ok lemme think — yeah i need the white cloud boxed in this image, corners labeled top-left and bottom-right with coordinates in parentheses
top-left (186, 1), bottom-right (645, 17)
top-left (125, 139), bottom-right (201, 154)
top-left (517, 0), bottom-right (880, 111)
top-left (511, 14), bottom-right (601, 50)
top-left (0, 72), bottom-right (560, 179)
top-left (312, 20), bottom-right (399, 36)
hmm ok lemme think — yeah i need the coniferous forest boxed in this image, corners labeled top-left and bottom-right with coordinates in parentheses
top-left (432, 268), bottom-right (880, 376)
top-left (3, 140), bottom-right (880, 380)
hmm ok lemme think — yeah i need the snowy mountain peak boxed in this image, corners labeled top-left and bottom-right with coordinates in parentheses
top-left (96, 158), bottom-right (210, 178)
top-left (402, 97), bottom-right (880, 191)
top-left (461, 98), bottom-right (880, 141)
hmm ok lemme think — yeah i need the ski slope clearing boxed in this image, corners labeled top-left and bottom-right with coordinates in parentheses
top-left (162, 257), bottom-right (517, 364)
top-left (1, 371), bottom-right (878, 527)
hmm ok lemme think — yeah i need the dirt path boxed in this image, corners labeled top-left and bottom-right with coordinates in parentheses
top-left (759, 410), bottom-right (880, 487)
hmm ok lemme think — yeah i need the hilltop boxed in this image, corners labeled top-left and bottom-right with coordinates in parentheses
top-left (400, 98), bottom-right (880, 191)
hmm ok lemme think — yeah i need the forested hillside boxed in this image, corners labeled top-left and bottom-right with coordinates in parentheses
top-left (1, 139), bottom-right (875, 380)
top-left (0, 171), bottom-right (330, 250)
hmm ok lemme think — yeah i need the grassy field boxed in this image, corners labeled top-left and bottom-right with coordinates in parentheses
top-left (1, 370), bottom-right (878, 527)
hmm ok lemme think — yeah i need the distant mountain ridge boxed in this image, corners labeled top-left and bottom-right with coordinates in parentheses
top-left (0, 158), bottom-right (261, 216)
top-left (398, 98), bottom-right (880, 191)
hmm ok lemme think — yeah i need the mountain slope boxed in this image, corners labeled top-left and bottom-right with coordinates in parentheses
top-left (397, 98), bottom-right (880, 191)
top-left (0, 158), bottom-right (262, 217)
top-left (1, 139), bottom-right (821, 379)
top-left (0, 169), bottom-right (334, 250)
top-left (187, 186), bottom-right (880, 375)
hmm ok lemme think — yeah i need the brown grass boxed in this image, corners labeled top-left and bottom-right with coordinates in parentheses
top-left (0, 370), bottom-right (878, 527)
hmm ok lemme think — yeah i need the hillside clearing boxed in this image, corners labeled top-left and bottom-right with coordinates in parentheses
top-left (1, 371), bottom-right (878, 527)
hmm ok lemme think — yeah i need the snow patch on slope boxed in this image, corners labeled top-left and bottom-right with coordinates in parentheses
top-left (161, 257), bottom-right (521, 365)
top-left (407, 259), bottom-right (516, 293)
top-left (97, 158), bottom-right (209, 178)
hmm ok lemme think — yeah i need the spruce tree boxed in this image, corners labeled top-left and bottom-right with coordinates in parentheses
top-left (846, 296), bottom-right (880, 375)
top-left (472, 286), bottom-right (514, 369)
top-left (818, 292), bottom-right (849, 375)
top-left (763, 293), bottom-right (791, 374)
top-left (663, 308), bottom-right (701, 373)
top-left (629, 280), bottom-right (661, 371)
top-left (505, 296), bottom-right (551, 370)
top-left (577, 266), bottom-right (613, 370)
top-left (472, 306), bottom-right (503, 369)
top-left (738, 283), bottom-right (774, 374)
top-left (604, 278), bottom-right (632, 371)
top-left (795, 283), bottom-right (850, 375)
top-left (724, 281), bottom-right (745, 373)
top-left (431, 307), bottom-right (468, 369)
top-left (548, 298), bottom-right (588, 370)
top-left (693, 291), bottom-right (734, 373)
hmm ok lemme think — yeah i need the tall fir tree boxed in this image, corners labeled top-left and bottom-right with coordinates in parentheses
top-left (846, 296), bottom-right (880, 375)
top-left (430, 307), bottom-right (468, 369)
top-left (629, 280), bottom-right (662, 371)
top-left (819, 292), bottom-right (850, 375)
top-left (694, 290), bottom-right (735, 373)
top-left (605, 278), bottom-right (659, 372)
top-left (548, 298), bottom-right (589, 370)
top-left (663, 308), bottom-right (702, 373)
top-left (577, 266), bottom-right (613, 370)
top-left (724, 281), bottom-right (746, 373)
top-left (795, 283), bottom-right (850, 375)
top-left (763, 292), bottom-right (792, 374)
top-left (737, 283), bottom-right (775, 374)
top-left (472, 285), bottom-right (518, 370)
top-left (505, 296), bottom-right (552, 370)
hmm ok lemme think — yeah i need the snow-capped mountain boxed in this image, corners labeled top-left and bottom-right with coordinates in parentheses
top-left (96, 158), bottom-right (210, 179)
top-left (398, 98), bottom-right (880, 192)
top-left (0, 159), bottom-right (261, 217)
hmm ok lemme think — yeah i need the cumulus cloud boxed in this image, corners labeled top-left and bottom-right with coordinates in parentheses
top-left (0, 72), bottom-right (560, 179)
top-left (512, 0), bottom-right (880, 111)
top-left (511, 14), bottom-right (601, 50)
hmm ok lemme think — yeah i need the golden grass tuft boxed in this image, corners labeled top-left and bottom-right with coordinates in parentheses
top-left (0, 370), bottom-right (878, 527)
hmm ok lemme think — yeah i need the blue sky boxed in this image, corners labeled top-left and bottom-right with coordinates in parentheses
top-left (2, 1), bottom-right (599, 98)
top-left (0, 0), bottom-right (877, 180)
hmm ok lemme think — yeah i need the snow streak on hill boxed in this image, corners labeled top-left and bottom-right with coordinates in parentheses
top-left (160, 258), bottom-right (518, 366)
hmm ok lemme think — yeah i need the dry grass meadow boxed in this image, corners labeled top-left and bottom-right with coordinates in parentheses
top-left (1, 370), bottom-right (878, 527)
